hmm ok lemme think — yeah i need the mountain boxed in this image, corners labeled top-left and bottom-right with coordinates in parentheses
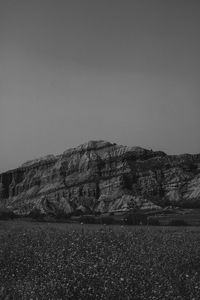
top-left (0, 140), bottom-right (200, 216)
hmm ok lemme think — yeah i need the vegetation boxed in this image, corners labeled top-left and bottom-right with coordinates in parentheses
top-left (100, 216), bottom-right (115, 225)
top-left (168, 219), bottom-right (189, 226)
top-left (0, 221), bottom-right (200, 299)
top-left (148, 218), bottom-right (161, 226)
top-left (79, 215), bottom-right (97, 224)
top-left (79, 215), bottom-right (116, 225)
top-left (28, 208), bottom-right (45, 220)
top-left (0, 207), bottom-right (16, 220)
top-left (124, 213), bottom-right (147, 225)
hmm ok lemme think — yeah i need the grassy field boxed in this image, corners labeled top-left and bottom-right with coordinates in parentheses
top-left (0, 221), bottom-right (200, 299)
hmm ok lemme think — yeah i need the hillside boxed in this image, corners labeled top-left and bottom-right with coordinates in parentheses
top-left (0, 140), bottom-right (200, 216)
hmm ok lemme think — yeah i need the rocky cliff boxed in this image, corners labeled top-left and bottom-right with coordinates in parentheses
top-left (0, 140), bottom-right (200, 215)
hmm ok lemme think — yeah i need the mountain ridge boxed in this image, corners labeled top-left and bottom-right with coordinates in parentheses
top-left (0, 140), bottom-right (200, 215)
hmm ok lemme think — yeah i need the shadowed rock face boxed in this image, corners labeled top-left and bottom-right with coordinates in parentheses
top-left (0, 140), bottom-right (200, 215)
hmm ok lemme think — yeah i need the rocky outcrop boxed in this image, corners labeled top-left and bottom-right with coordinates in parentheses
top-left (0, 140), bottom-right (200, 215)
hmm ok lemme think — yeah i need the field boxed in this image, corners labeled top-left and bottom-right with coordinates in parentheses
top-left (0, 221), bottom-right (200, 299)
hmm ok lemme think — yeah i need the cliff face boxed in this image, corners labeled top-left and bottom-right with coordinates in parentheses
top-left (0, 140), bottom-right (200, 215)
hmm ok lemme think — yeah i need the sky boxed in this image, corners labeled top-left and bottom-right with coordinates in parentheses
top-left (0, 0), bottom-right (200, 172)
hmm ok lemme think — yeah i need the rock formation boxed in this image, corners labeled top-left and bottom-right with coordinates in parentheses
top-left (0, 140), bottom-right (200, 215)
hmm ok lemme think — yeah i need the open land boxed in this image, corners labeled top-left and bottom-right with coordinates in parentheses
top-left (0, 221), bottom-right (200, 299)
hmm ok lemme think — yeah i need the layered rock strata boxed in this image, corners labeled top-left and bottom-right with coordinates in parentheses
top-left (0, 140), bottom-right (200, 215)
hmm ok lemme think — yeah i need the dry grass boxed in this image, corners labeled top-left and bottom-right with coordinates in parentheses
top-left (0, 221), bottom-right (200, 299)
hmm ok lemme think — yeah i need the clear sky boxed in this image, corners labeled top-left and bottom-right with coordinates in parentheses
top-left (0, 0), bottom-right (200, 172)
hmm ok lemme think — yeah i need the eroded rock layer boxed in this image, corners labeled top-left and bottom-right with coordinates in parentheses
top-left (0, 140), bottom-right (200, 215)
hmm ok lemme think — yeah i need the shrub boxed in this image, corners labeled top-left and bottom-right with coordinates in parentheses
top-left (79, 215), bottom-right (97, 224)
top-left (72, 210), bottom-right (84, 217)
top-left (55, 211), bottom-right (71, 220)
top-left (124, 213), bottom-right (147, 225)
top-left (0, 208), bottom-right (16, 220)
top-left (79, 215), bottom-right (116, 225)
top-left (94, 211), bottom-right (101, 216)
top-left (167, 219), bottom-right (189, 226)
top-left (148, 218), bottom-right (161, 226)
top-left (99, 216), bottom-right (115, 225)
top-left (28, 208), bottom-right (45, 220)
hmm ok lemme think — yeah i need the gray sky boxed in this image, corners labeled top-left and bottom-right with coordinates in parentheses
top-left (0, 0), bottom-right (200, 172)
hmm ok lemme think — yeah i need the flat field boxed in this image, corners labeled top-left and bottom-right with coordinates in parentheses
top-left (0, 221), bottom-right (200, 299)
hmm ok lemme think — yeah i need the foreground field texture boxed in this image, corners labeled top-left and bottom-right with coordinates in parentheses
top-left (0, 222), bottom-right (200, 299)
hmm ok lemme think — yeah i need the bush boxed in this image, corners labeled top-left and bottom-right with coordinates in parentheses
top-left (124, 213), bottom-right (147, 225)
top-left (0, 208), bottom-right (16, 220)
top-left (148, 218), bottom-right (161, 226)
top-left (79, 215), bottom-right (97, 224)
top-left (167, 219), bottom-right (189, 226)
top-left (79, 215), bottom-right (116, 225)
top-left (99, 216), bottom-right (115, 225)
top-left (55, 211), bottom-right (71, 220)
top-left (94, 211), bottom-right (101, 216)
top-left (72, 210), bottom-right (84, 217)
top-left (28, 208), bottom-right (45, 220)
